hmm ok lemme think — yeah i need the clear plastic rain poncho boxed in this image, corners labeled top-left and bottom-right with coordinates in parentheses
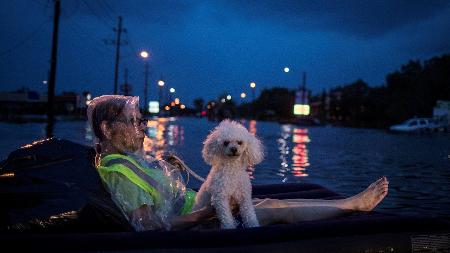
top-left (87, 95), bottom-right (190, 231)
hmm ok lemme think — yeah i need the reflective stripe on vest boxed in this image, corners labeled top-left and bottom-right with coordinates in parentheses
top-left (99, 154), bottom-right (167, 208)
top-left (99, 154), bottom-right (194, 215)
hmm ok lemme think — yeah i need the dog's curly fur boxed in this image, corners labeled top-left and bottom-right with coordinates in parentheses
top-left (194, 120), bottom-right (264, 229)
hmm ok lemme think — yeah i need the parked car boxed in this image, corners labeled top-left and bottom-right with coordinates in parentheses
top-left (389, 118), bottom-right (439, 132)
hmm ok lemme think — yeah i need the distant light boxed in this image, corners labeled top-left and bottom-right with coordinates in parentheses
top-left (293, 104), bottom-right (310, 116)
top-left (207, 105), bottom-right (211, 109)
top-left (140, 51), bottom-right (149, 59)
top-left (240, 92), bottom-right (246, 98)
top-left (180, 104), bottom-right (186, 109)
top-left (284, 67), bottom-right (290, 73)
top-left (226, 95), bottom-right (231, 100)
top-left (169, 88), bottom-right (175, 93)
top-left (174, 98), bottom-right (180, 105)
top-left (86, 93), bottom-right (92, 100)
top-left (149, 101), bottom-right (159, 113)
top-left (171, 102), bottom-right (175, 106)
top-left (165, 105), bottom-right (170, 111)
top-left (158, 80), bottom-right (165, 86)
top-left (42, 80), bottom-right (47, 85)
top-left (0, 172), bottom-right (14, 178)
top-left (250, 82), bottom-right (256, 88)
top-left (221, 98), bottom-right (226, 103)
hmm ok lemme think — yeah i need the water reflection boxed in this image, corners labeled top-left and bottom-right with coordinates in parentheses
top-left (291, 128), bottom-right (310, 177)
top-left (143, 117), bottom-right (184, 159)
top-left (277, 125), bottom-right (292, 182)
top-left (277, 125), bottom-right (311, 181)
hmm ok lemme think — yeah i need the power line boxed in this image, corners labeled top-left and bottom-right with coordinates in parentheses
top-left (96, 0), bottom-right (118, 22)
top-left (0, 19), bottom-right (50, 57)
top-left (81, 0), bottom-right (114, 28)
top-left (64, 22), bottom-right (113, 56)
top-left (99, 0), bottom-right (120, 17)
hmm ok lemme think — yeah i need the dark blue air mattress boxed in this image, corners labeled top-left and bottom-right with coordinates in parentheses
top-left (0, 138), bottom-right (449, 252)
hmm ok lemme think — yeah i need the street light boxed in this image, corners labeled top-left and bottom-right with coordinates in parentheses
top-left (158, 78), bottom-right (165, 111)
top-left (140, 51), bottom-right (149, 58)
top-left (240, 92), bottom-right (246, 98)
top-left (284, 67), bottom-right (290, 73)
top-left (140, 50), bottom-right (150, 113)
top-left (250, 82), bottom-right (256, 101)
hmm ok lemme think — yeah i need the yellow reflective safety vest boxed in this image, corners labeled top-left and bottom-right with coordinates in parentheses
top-left (98, 154), bottom-right (195, 215)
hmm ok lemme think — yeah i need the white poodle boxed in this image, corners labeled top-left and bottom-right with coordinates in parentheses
top-left (194, 120), bottom-right (264, 229)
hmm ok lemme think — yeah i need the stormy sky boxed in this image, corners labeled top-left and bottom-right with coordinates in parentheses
top-left (1, 0), bottom-right (449, 106)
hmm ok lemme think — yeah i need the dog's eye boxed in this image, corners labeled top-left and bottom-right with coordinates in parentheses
top-left (223, 141), bottom-right (230, 146)
top-left (237, 141), bottom-right (243, 145)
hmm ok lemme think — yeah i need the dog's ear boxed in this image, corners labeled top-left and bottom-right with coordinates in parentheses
top-left (202, 131), bottom-right (219, 165)
top-left (243, 134), bottom-right (264, 166)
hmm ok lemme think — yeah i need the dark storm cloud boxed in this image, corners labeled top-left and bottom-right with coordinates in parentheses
top-left (225, 0), bottom-right (450, 38)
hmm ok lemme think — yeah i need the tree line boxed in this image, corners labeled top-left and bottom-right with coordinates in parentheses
top-left (201, 54), bottom-right (449, 128)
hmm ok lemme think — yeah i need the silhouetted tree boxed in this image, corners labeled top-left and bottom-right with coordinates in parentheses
top-left (193, 98), bottom-right (204, 113)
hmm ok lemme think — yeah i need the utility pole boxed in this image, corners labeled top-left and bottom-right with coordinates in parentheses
top-left (113, 16), bottom-right (123, 95)
top-left (46, 0), bottom-right (61, 138)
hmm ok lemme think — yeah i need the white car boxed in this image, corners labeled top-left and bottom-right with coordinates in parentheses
top-left (389, 118), bottom-right (439, 132)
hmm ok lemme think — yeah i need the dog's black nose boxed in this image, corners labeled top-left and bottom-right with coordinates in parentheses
top-left (230, 147), bottom-right (237, 154)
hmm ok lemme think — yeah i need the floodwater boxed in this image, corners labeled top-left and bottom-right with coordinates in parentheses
top-left (1, 117), bottom-right (449, 218)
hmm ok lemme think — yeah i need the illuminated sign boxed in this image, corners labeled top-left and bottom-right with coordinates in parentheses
top-left (149, 101), bottom-right (159, 113)
top-left (293, 104), bottom-right (310, 116)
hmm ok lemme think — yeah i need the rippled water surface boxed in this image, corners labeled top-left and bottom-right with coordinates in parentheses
top-left (1, 117), bottom-right (449, 218)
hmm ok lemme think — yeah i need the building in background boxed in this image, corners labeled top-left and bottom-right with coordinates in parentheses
top-left (0, 88), bottom-right (90, 121)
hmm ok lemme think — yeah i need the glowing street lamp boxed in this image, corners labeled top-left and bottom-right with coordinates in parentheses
top-left (226, 95), bottom-right (231, 100)
top-left (168, 87), bottom-right (175, 103)
top-left (250, 82), bottom-right (256, 101)
top-left (240, 92), bottom-right (246, 98)
top-left (140, 50), bottom-right (150, 113)
top-left (140, 51), bottom-right (149, 59)
top-left (157, 78), bottom-right (165, 111)
top-left (284, 67), bottom-right (290, 73)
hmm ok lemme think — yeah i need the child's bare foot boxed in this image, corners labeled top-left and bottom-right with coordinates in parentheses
top-left (344, 177), bottom-right (389, 211)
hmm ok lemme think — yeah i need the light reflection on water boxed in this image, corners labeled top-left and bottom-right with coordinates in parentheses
top-left (291, 128), bottom-right (310, 177)
top-left (143, 117), bottom-right (184, 160)
top-left (1, 117), bottom-right (449, 218)
top-left (277, 125), bottom-right (311, 181)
